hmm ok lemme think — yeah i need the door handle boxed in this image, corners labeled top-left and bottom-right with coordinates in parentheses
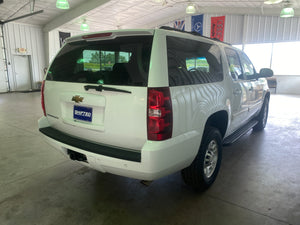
top-left (233, 89), bottom-right (242, 95)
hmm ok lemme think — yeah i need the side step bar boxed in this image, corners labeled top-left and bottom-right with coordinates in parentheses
top-left (223, 120), bottom-right (258, 145)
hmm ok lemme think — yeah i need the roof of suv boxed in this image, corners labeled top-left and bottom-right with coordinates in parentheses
top-left (65, 27), bottom-right (232, 47)
top-left (66, 29), bottom-right (154, 43)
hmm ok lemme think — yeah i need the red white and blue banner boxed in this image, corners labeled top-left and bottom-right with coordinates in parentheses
top-left (173, 20), bottom-right (185, 31)
top-left (191, 14), bottom-right (203, 35)
top-left (210, 16), bottom-right (225, 42)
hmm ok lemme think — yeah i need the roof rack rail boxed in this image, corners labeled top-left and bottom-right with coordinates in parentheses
top-left (159, 26), bottom-right (231, 46)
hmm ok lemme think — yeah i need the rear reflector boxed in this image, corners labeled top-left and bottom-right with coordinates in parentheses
top-left (82, 33), bottom-right (112, 39)
top-left (147, 87), bottom-right (173, 141)
top-left (41, 80), bottom-right (46, 116)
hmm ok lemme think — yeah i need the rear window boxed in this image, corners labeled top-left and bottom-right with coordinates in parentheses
top-left (46, 36), bottom-right (153, 86)
top-left (167, 36), bottom-right (223, 86)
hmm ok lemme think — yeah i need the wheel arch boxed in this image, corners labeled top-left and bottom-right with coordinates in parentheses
top-left (204, 110), bottom-right (228, 138)
top-left (265, 91), bottom-right (271, 102)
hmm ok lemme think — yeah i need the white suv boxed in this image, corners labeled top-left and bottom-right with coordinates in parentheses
top-left (39, 27), bottom-right (273, 190)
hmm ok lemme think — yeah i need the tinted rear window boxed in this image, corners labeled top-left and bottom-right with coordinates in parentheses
top-left (46, 36), bottom-right (153, 86)
top-left (167, 36), bottom-right (223, 86)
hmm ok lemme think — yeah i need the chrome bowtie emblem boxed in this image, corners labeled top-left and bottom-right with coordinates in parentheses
top-left (72, 95), bottom-right (84, 103)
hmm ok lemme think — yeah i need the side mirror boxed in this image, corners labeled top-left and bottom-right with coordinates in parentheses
top-left (259, 68), bottom-right (273, 78)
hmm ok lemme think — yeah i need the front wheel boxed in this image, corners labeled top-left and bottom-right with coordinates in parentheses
top-left (181, 127), bottom-right (222, 191)
top-left (253, 98), bottom-right (269, 131)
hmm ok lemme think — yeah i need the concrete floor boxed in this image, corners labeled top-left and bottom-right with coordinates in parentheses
top-left (0, 92), bottom-right (299, 225)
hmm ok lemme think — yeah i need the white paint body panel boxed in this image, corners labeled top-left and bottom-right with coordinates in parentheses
top-left (44, 81), bottom-right (147, 150)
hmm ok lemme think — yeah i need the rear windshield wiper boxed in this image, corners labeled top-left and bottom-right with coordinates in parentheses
top-left (84, 85), bottom-right (132, 94)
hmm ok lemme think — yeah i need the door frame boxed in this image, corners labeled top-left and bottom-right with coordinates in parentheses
top-left (12, 54), bottom-right (34, 91)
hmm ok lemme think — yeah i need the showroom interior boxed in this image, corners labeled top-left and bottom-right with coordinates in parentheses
top-left (0, 0), bottom-right (299, 224)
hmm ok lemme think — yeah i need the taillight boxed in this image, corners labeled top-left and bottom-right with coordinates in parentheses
top-left (147, 87), bottom-right (173, 141)
top-left (41, 80), bottom-right (46, 116)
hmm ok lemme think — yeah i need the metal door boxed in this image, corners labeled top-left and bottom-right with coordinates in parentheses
top-left (13, 55), bottom-right (32, 91)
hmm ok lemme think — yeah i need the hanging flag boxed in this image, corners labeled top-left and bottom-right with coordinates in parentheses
top-left (59, 31), bottom-right (71, 48)
top-left (173, 20), bottom-right (185, 31)
top-left (191, 14), bottom-right (203, 35)
top-left (210, 16), bottom-right (225, 42)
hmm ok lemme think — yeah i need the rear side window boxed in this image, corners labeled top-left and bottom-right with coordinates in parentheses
top-left (46, 36), bottom-right (153, 86)
top-left (166, 36), bottom-right (223, 86)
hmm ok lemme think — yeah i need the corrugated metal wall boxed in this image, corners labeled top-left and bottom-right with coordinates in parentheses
top-left (160, 14), bottom-right (300, 45)
top-left (2, 23), bottom-right (46, 91)
top-left (244, 15), bottom-right (300, 43)
top-left (0, 27), bottom-right (7, 92)
top-left (204, 14), bottom-right (300, 44)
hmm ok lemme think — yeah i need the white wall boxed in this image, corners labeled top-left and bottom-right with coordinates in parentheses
top-left (275, 75), bottom-right (300, 95)
top-left (245, 15), bottom-right (300, 43)
top-left (1, 23), bottom-right (46, 92)
top-left (0, 27), bottom-right (8, 92)
top-left (193, 14), bottom-right (300, 45)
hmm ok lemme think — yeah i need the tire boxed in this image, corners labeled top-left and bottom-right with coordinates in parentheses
top-left (181, 127), bottom-right (222, 191)
top-left (253, 97), bottom-right (269, 131)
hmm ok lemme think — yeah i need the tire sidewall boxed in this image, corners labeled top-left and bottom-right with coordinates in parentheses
top-left (199, 128), bottom-right (223, 186)
top-left (254, 97), bottom-right (269, 131)
top-left (262, 98), bottom-right (269, 128)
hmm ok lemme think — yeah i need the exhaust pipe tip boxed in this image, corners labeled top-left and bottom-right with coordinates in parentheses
top-left (67, 149), bottom-right (87, 163)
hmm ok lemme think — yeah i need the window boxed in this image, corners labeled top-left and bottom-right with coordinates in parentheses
top-left (233, 45), bottom-right (243, 50)
top-left (47, 36), bottom-right (153, 86)
top-left (237, 41), bottom-right (300, 76)
top-left (271, 42), bottom-right (300, 75)
top-left (239, 51), bottom-right (256, 78)
top-left (186, 57), bottom-right (209, 72)
top-left (167, 36), bottom-right (223, 86)
top-left (225, 48), bottom-right (242, 80)
top-left (82, 50), bottom-right (100, 72)
top-left (244, 43), bottom-right (272, 72)
top-left (80, 50), bottom-right (132, 72)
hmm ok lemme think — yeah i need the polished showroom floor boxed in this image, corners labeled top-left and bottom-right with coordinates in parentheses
top-left (0, 92), bottom-right (299, 225)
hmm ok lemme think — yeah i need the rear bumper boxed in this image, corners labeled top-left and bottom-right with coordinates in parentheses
top-left (38, 117), bottom-right (201, 180)
top-left (39, 127), bottom-right (141, 162)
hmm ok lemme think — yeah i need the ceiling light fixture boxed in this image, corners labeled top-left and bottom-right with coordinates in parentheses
top-left (264, 0), bottom-right (282, 4)
top-left (186, 3), bottom-right (196, 14)
top-left (280, 6), bottom-right (294, 17)
top-left (80, 19), bottom-right (89, 31)
top-left (56, 0), bottom-right (69, 10)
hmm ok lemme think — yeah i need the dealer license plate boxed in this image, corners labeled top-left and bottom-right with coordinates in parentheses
top-left (73, 105), bottom-right (93, 122)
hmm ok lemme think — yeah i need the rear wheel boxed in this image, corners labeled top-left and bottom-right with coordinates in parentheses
top-left (181, 127), bottom-right (222, 191)
top-left (253, 98), bottom-right (269, 131)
